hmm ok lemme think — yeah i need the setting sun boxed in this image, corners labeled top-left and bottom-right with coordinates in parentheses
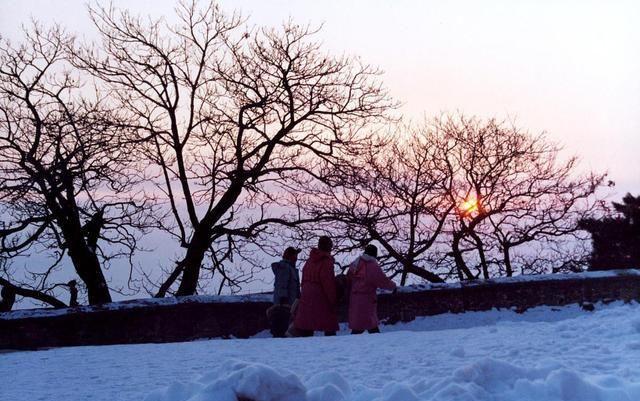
top-left (459, 196), bottom-right (479, 216)
top-left (1, 2), bottom-right (639, 400)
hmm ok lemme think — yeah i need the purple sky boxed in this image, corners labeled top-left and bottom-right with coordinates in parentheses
top-left (2, 1), bottom-right (639, 303)
top-left (2, 0), bottom-right (638, 195)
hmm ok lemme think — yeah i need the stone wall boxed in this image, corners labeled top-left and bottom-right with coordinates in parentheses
top-left (1, 271), bottom-right (639, 350)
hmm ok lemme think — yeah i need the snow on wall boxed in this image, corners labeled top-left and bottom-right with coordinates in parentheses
top-left (396, 268), bottom-right (640, 293)
top-left (2, 269), bottom-right (638, 320)
top-left (2, 269), bottom-right (640, 349)
top-left (0, 292), bottom-right (273, 320)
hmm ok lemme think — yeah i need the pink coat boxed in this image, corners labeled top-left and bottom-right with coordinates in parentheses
top-left (293, 248), bottom-right (339, 332)
top-left (347, 254), bottom-right (396, 331)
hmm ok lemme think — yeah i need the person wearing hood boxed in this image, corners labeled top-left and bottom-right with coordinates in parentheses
top-left (347, 244), bottom-right (396, 334)
top-left (272, 247), bottom-right (301, 305)
top-left (293, 236), bottom-right (339, 336)
top-left (267, 247), bottom-right (301, 337)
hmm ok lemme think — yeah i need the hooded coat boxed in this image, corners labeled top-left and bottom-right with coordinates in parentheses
top-left (347, 253), bottom-right (396, 331)
top-left (293, 248), bottom-right (339, 332)
top-left (272, 259), bottom-right (300, 305)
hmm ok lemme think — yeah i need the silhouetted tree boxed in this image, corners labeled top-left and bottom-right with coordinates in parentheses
top-left (73, 1), bottom-right (393, 296)
top-left (298, 114), bottom-right (604, 283)
top-left (0, 24), bottom-right (149, 305)
top-left (435, 115), bottom-right (604, 279)
top-left (580, 193), bottom-right (640, 270)
top-left (0, 257), bottom-right (66, 310)
top-left (0, 281), bottom-right (16, 312)
top-left (292, 126), bottom-right (449, 284)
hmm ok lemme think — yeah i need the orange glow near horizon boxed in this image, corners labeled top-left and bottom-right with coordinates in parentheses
top-left (459, 195), bottom-right (479, 217)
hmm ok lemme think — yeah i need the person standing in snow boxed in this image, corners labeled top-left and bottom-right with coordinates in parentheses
top-left (271, 247), bottom-right (301, 305)
top-left (293, 236), bottom-right (339, 336)
top-left (347, 244), bottom-right (396, 334)
top-left (267, 247), bottom-right (301, 337)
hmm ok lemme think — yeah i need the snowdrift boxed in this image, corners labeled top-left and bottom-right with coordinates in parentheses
top-left (3, 299), bottom-right (640, 401)
top-left (144, 358), bottom-right (640, 401)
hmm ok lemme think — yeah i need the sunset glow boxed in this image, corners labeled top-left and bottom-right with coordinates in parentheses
top-left (1, 2), bottom-right (640, 399)
top-left (459, 196), bottom-right (479, 216)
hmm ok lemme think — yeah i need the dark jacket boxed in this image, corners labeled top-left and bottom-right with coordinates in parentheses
top-left (272, 259), bottom-right (301, 304)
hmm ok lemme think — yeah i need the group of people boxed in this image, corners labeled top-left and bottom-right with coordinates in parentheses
top-left (267, 235), bottom-right (396, 337)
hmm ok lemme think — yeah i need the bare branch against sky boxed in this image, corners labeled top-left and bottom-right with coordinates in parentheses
top-left (2, 0), bottom-right (639, 194)
top-left (0, 0), bottom-right (637, 306)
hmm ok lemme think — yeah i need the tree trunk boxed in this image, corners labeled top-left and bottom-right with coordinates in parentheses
top-left (452, 233), bottom-right (474, 281)
top-left (469, 231), bottom-right (489, 279)
top-left (174, 181), bottom-right (245, 296)
top-left (62, 221), bottom-right (111, 305)
top-left (0, 278), bottom-right (66, 309)
top-left (404, 264), bottom-right (445, 283)
top-left (155, 263), bottom-right (184, 298)
top-left (67, 241), bottom-right (112, 304)
top-left (175, 224), bottom-right (212, 296)
top-left (503, 245), bottom-right (513, 277)
top-left (400, 261), bottom-right (410, 286)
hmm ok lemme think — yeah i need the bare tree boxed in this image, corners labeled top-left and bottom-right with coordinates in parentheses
top-left (292, 126), bottom-right (451, 284)
top-left (73, 1), bottom-right (393, 296)
top-left (0, 24), bottom-right (149, 305)
top-left (0, 255), bottom-right (68, 310)
top-left (434, 114), bottom-right (605, 279)
top-left (298, 114), bottom-right (604, 284)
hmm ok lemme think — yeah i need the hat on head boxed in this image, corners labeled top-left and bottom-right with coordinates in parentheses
top-left (283, 247), bottom-right (301, 260)
top-left (364, 244), bottom-right (378, 258)
top-left (318, 236), bottom-right (333, 252)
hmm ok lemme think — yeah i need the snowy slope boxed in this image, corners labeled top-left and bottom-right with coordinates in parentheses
top-left (2, 302), bottom-right (640, 401)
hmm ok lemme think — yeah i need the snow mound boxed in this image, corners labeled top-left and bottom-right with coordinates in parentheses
top-left (305, 371), bottom-right (351, 401)
top-left (144, 361), bottom-right (306, 401)
top-left (398, 358), bottom-right (640, 401)
top-left (146, 358), bottom-right (640, 401)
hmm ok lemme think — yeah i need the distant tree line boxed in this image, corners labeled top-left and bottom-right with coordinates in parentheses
top-left (580, 194), bottom-right (640, 270)
top-left (0, 1), bottom-right (613, 309)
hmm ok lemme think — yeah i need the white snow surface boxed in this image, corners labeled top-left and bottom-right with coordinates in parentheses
top-left (2, 301), bottom-right (640, 401)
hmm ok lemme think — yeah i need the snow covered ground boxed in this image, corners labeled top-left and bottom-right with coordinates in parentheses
top-left (2, 301), bottom-right (640, 401)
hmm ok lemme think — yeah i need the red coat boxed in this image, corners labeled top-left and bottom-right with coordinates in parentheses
top-left (347, 254), bottom-right (396, 331)
top-left (293, 248), bottom-right (339, 332)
